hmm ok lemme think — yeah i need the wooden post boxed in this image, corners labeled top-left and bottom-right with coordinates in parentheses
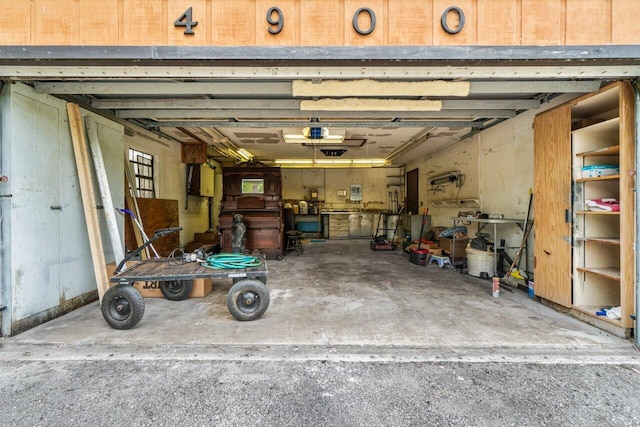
top-left (66, 103), bottom-right (110, 302)
top-left (85, 116), bottom-right (125, 264)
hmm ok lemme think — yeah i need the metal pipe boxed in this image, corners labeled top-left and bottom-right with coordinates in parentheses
top-left (634, 79), bottom-right (640, 349)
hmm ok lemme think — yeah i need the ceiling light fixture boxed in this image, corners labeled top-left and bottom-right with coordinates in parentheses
top-left (236, 148), bottom-right (254, 161)
top-left (282, 127), bottom-right (346, 144)
top-left (273, 159), bottom-right (387, 168)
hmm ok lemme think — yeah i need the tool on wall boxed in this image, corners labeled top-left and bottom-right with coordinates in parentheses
top-left (417, 208), bottom-right (428, 250)
top-left (185, 163), bottom-right (194, 209)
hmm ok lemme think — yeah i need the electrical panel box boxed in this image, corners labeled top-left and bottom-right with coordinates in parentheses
top-left (188, 163), bottom-right (215, 197)
top-left (350, 184), bottom-right (362, 202)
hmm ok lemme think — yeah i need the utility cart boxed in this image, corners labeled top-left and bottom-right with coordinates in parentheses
top-left (103, 227), bottom-right (270, 330)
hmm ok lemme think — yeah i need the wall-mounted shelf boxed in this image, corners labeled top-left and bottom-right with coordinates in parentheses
top-left (431, 198), bottom-right (479, 207)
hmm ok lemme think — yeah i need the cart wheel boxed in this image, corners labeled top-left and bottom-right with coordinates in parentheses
top-left (233, 276), bottom-right (267, 286)
top-left (159, 280), bottom-right (193, 301)
top-left (227, 279), bottom-right (270, 321)
top-left (101, 285), bottom-right (145, 330)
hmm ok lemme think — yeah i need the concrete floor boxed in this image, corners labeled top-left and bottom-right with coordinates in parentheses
top-left (2, 239), bottom-right (638, 364)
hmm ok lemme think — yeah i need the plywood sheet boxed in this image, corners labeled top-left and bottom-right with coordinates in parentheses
top-left (4, 0), bottom-right (31, 44)
top-left (388, 0), bottom-right (433, 46)
top-left (521, 0), bottom-right (565, 45)
top-left (477, 0), bottom-right (519, 45)
top-left (433, 0), bottom-right (477, 45)
top-left (618, 81), bottom-right (636, 328)
top-left (77, 0), bottom-right (119, 44)
top-left (121, 0), bottom-right (163, 45)
top-left (2, 0), bottom-right (637, 47)
top-left (33, 0), bottom-right (73, 45)
top-left (611, 0), bottom-right (640, 44)
top-left (125, 198), bottom-right (180, 257)
top-left (565, 0), bottom-right (611, 45)
top-left (211, 0), bottom-right (256, 45)
top-left (533, 104), bottom-right (572, 308)
top-left (299, 0), bottom-right (343, 45)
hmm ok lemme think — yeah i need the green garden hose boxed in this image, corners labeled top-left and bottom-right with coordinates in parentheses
top-left (201, 253), bottom-right (262, 269)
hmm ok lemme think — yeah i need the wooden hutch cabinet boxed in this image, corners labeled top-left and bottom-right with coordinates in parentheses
top-left (219, 166), bottom-right (284, 259)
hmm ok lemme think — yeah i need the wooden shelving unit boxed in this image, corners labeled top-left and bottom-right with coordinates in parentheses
top-left (534, 81), bottom-right (635, 335)
top-left (570, 82), bottom-right (635, 331)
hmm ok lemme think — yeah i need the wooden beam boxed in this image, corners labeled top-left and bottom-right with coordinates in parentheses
top-left (85, 116), bottom-right (125, 264)
top-left (66, 103), bottom-right (110, 301)
top-left (117, 109), bottom-right (516, 119)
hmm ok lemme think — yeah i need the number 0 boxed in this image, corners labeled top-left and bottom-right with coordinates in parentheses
top-left (175, 7), bottom-right (198, 35)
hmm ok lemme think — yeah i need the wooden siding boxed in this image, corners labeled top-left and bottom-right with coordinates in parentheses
top-left (1, 0), bottom-right (637, 46)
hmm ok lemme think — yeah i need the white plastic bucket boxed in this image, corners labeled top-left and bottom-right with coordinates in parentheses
top-left (386, 215), bottom-right (400, 239)
top-left (466, 248), bottom-right (495, 277)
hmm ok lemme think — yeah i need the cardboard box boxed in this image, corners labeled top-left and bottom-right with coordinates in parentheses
top-left (438, 237), bottom-right (469, 258)
top-left (431, 226), bottom-right (447, 238)
top-left (107, 262), bottom-right (212, 298)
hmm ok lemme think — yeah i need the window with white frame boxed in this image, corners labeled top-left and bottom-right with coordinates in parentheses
top-left (128, 149), bottom-right (155, 198)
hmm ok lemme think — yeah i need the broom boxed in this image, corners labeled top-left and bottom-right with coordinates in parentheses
top-left (501, 190), bottom-right (533, 287)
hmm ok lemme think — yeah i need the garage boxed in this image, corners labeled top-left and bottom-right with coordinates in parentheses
top-left (0, 1), bottom-right (639, 348)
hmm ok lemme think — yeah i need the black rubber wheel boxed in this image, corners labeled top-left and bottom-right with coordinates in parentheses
top-left (101, 285), bottom-right (145, 330)
top-left (227, 279), bottom-right (270, 321)
top-left (159, 280), bottom-right (193, 301)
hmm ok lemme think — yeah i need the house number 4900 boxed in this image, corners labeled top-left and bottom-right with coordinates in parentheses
top-left (174, 6), bottom-right (465, 36)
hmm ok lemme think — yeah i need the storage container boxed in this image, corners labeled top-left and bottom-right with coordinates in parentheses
top-left (466, 247), bottom-right (495, 277)
top-left (409, 248), bottom-right (429, 266)
top-left (581, 164), bottom-right (619, 178)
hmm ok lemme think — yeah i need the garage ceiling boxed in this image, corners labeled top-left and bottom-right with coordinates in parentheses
top-left (27, 77), bottom-right (603, 167)
top-left (2, 46), bottom-right (638, 167)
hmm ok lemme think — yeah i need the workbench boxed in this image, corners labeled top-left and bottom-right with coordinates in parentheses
top-left (450, 217), bottom-right (528, 275)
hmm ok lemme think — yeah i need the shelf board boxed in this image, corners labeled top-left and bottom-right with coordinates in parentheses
top-left (575, 210), bottom-right (620, 215)
top-left (575, 237), bottom-right (620, 246)
top-left (572, 305), bottom-right (622, 326)
top-left (431, 198), bottom-right (479, 207)
top-left (575, 144), bottom-right (619, 157)
top-left (575, 174), bottom-right (620, 182)
top-left (576, 267), bottom-right (621, 281)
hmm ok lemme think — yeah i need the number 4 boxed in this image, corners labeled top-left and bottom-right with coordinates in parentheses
top-left (175, 7), bottom-right (198, 35)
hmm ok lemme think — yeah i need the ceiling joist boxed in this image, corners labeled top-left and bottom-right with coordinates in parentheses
top-left (151, 120), bottom-right (484, 129)
top-left (92, 98), bottom-right (541, 111)
top-left (36, 80), bottom-right (599, 96)
top-left (118, 109), bottom-right (517, 120)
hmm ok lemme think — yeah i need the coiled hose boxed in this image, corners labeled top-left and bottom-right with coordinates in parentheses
top-left (201, 253), bottom-right (262, 269)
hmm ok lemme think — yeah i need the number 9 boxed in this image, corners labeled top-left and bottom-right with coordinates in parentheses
top-left (267, 7), bottom-right (284, 34)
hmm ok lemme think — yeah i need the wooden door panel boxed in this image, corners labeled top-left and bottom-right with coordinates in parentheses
top-left (533, 105), bottom-right (572, 307)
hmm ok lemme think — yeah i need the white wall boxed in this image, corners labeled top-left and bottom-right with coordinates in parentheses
top-left (282, 167), bottom-right (402, 211)
top-left (406, 94), bottom-right (580, 272)
top-left (125, 129), bottom-right (215, 245)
